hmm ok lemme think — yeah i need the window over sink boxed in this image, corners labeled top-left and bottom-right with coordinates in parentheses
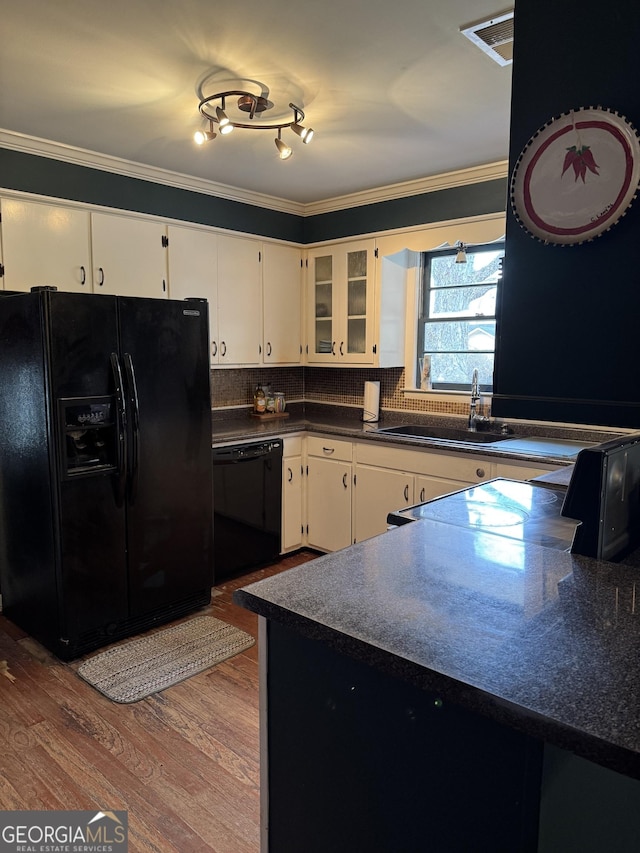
top-left (417, 241), bottom-right (504, 393)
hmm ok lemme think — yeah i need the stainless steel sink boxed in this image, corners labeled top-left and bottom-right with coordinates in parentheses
top-left (375, 424), bottom-right (511, 444)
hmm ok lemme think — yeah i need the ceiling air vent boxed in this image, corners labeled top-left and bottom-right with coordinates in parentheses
top-left (460, 9), bottom-right (514, 67)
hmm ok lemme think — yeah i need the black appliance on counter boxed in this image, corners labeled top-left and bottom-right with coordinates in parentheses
top-left (561, 431), bottom-right (640, 562)
top-left (0, 288), bottom-right (213, 660)
top-left (212, 440), bottom-right (282, 582)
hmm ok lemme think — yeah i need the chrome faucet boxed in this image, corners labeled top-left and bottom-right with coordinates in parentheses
top-left (468, 368), bottom-right (480, 431)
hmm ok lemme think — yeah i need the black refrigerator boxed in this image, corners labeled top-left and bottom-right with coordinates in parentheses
top-left (0, 288), bottom-right (213, 660)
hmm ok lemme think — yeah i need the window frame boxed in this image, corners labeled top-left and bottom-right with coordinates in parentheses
top-left (417, 241), bottom-right (504, 393)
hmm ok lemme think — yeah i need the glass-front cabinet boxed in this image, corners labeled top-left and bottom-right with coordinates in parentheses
top-left (308, 240), bottom-right (375, 364)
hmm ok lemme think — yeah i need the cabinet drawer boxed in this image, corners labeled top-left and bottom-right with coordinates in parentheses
top-left (307, 435), bottom-right (353, 462)
top-left (495, 460), bottom-right (559, 480)
top-left (283, 434), bottom-right (303, 457)
top-left (357, 441), bottom-right (492, 482)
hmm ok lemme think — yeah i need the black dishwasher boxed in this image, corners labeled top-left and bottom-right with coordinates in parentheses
top-left (212, 439), bottom-right (283, 583)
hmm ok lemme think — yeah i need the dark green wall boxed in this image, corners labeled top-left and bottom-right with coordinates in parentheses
top-left (0, 147), bottom-right (505, 245)
top-left (0, 148), bottom-right (304, 243)
top-left (492, 0), bottom-right (640, 427)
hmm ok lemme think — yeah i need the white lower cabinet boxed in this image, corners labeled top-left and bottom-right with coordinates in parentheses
top-left (306, 437), bottom-right (353, 552)
top-left (353, 465), bottom-right (414, 543)
top-left (282, 436), bottom-right (304, 553)
top-left (280, 435), bottom-right (564, 554)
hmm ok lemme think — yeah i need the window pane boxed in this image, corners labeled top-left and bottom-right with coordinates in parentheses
top-left (429, 284), bottom-right (496, 318)
top-left (423, 319), bottom-right (496, 352)
top-left (315, 255), bottom-right (332, 282)
top-left (428, 352), bottom-right (495, 388)
top-left (430, 250), bottom-right (502, 288)
top-left (347, 250), bottom-right (367, 279)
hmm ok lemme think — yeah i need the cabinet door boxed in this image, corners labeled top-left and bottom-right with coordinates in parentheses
top-left (307, 249), bottom-right (335, 362)
top-left (217, 234), bottom-right (261, 364)
top-left (1, 198), bottom-right (91, 293)
top-left (354, 465), bottom-right (414, 542)
top-left (306, 240), bottom-right (376, 365)
top-left (263, 243), bottom-right (302, 364)
top-left (414, 475), bottom-right (471, 504)
top-left (340, 240), bottom-right (375, 363)
top-left (307, 458), bottom-right (352, 551)
top-left (282, 454), bottom-right (303, 552)
top-left (167, 225), bottom-right (219, 364)
top-left (91, 212), bottom-right (168, 298)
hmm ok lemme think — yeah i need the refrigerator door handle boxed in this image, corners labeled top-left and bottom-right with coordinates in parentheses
top-left (123, 352), bottom-right (140, 504)
top-left (110, 352), bottom-right (128, 506)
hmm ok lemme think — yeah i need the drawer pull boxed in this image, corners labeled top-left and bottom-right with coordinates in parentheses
top-left (476, 468), bottom-right (485, 478)
top-left (323, 447), bottom-right (335, 454)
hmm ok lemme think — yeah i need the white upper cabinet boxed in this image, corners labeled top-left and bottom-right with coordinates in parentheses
top-left (1, 198), bottom-right (91, 293)
top-left (217, 234), bottom-right (262, 365)
top-left (307, 239), bottom-right (375, 364)
top-left (166, 224), bottom-right (218, 364)
top-left (91, 212), bottom-right (168, 298)
top-left (306, 238), bottom-right (405, 367)
top-left (262, 243), bottom-right (302, 364)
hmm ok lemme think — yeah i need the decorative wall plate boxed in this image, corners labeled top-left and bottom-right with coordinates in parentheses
top-left (510, 107), bottom-right (640, 245)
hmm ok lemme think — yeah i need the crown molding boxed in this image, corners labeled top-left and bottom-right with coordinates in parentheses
top-left (0, 129), bottom-right (508, 217)
top-left (0, 129), bottom-right (306, 216)
top-left (303, 161), bottom-right (509, 215)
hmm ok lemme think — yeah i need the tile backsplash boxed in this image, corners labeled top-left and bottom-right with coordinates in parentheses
top-left (211, 366), bottom-right (475, 418)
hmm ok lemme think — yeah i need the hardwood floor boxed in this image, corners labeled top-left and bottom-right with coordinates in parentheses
top-left (0, 550), bottom-right (318, 852)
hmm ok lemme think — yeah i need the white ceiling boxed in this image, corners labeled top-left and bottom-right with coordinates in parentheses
top-left (0, 0), bottom-right (513, 207)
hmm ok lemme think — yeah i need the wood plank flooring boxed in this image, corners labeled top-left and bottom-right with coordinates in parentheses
top-left (0, 550), bottom-right (318, 852)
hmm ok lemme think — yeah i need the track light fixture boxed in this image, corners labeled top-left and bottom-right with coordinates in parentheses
top-left (194, 89), bottom-right (313, 159)
top-left (455, 241), bottom-right (468, 264)
top-left (194, 120), bottom-right (217, 145)
top-left (275, 130), bottom-right (293, 160)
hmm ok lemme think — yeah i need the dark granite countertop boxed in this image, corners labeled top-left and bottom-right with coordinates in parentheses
top-left (235, 518), bottom-right (640, 780)
top-left (211, 404), bottom-right (618, 466)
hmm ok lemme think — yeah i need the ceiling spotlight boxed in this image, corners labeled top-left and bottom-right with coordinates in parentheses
top-left (195, 87), bottom-right (312, 160)
top-left (194, 121), bottom-right (216, 145)
top-left (216, 99), bottom-right (231, 131)
top-left (291, 122), bottom-right (314, 144)
top-left (275, 131), bottom-right (293, 160)
top-left (455, 242), bottom-right (468, 264)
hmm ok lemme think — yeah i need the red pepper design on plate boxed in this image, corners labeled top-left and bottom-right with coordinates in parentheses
top-left (561, 145), bottom-right (600, 182)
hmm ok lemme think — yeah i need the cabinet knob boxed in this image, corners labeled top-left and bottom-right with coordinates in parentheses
top-left (476, 468), bottom-right (485, 478)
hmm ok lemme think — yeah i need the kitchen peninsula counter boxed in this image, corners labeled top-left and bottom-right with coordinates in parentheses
top-left (235, 515), bottom-right (640, 850)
